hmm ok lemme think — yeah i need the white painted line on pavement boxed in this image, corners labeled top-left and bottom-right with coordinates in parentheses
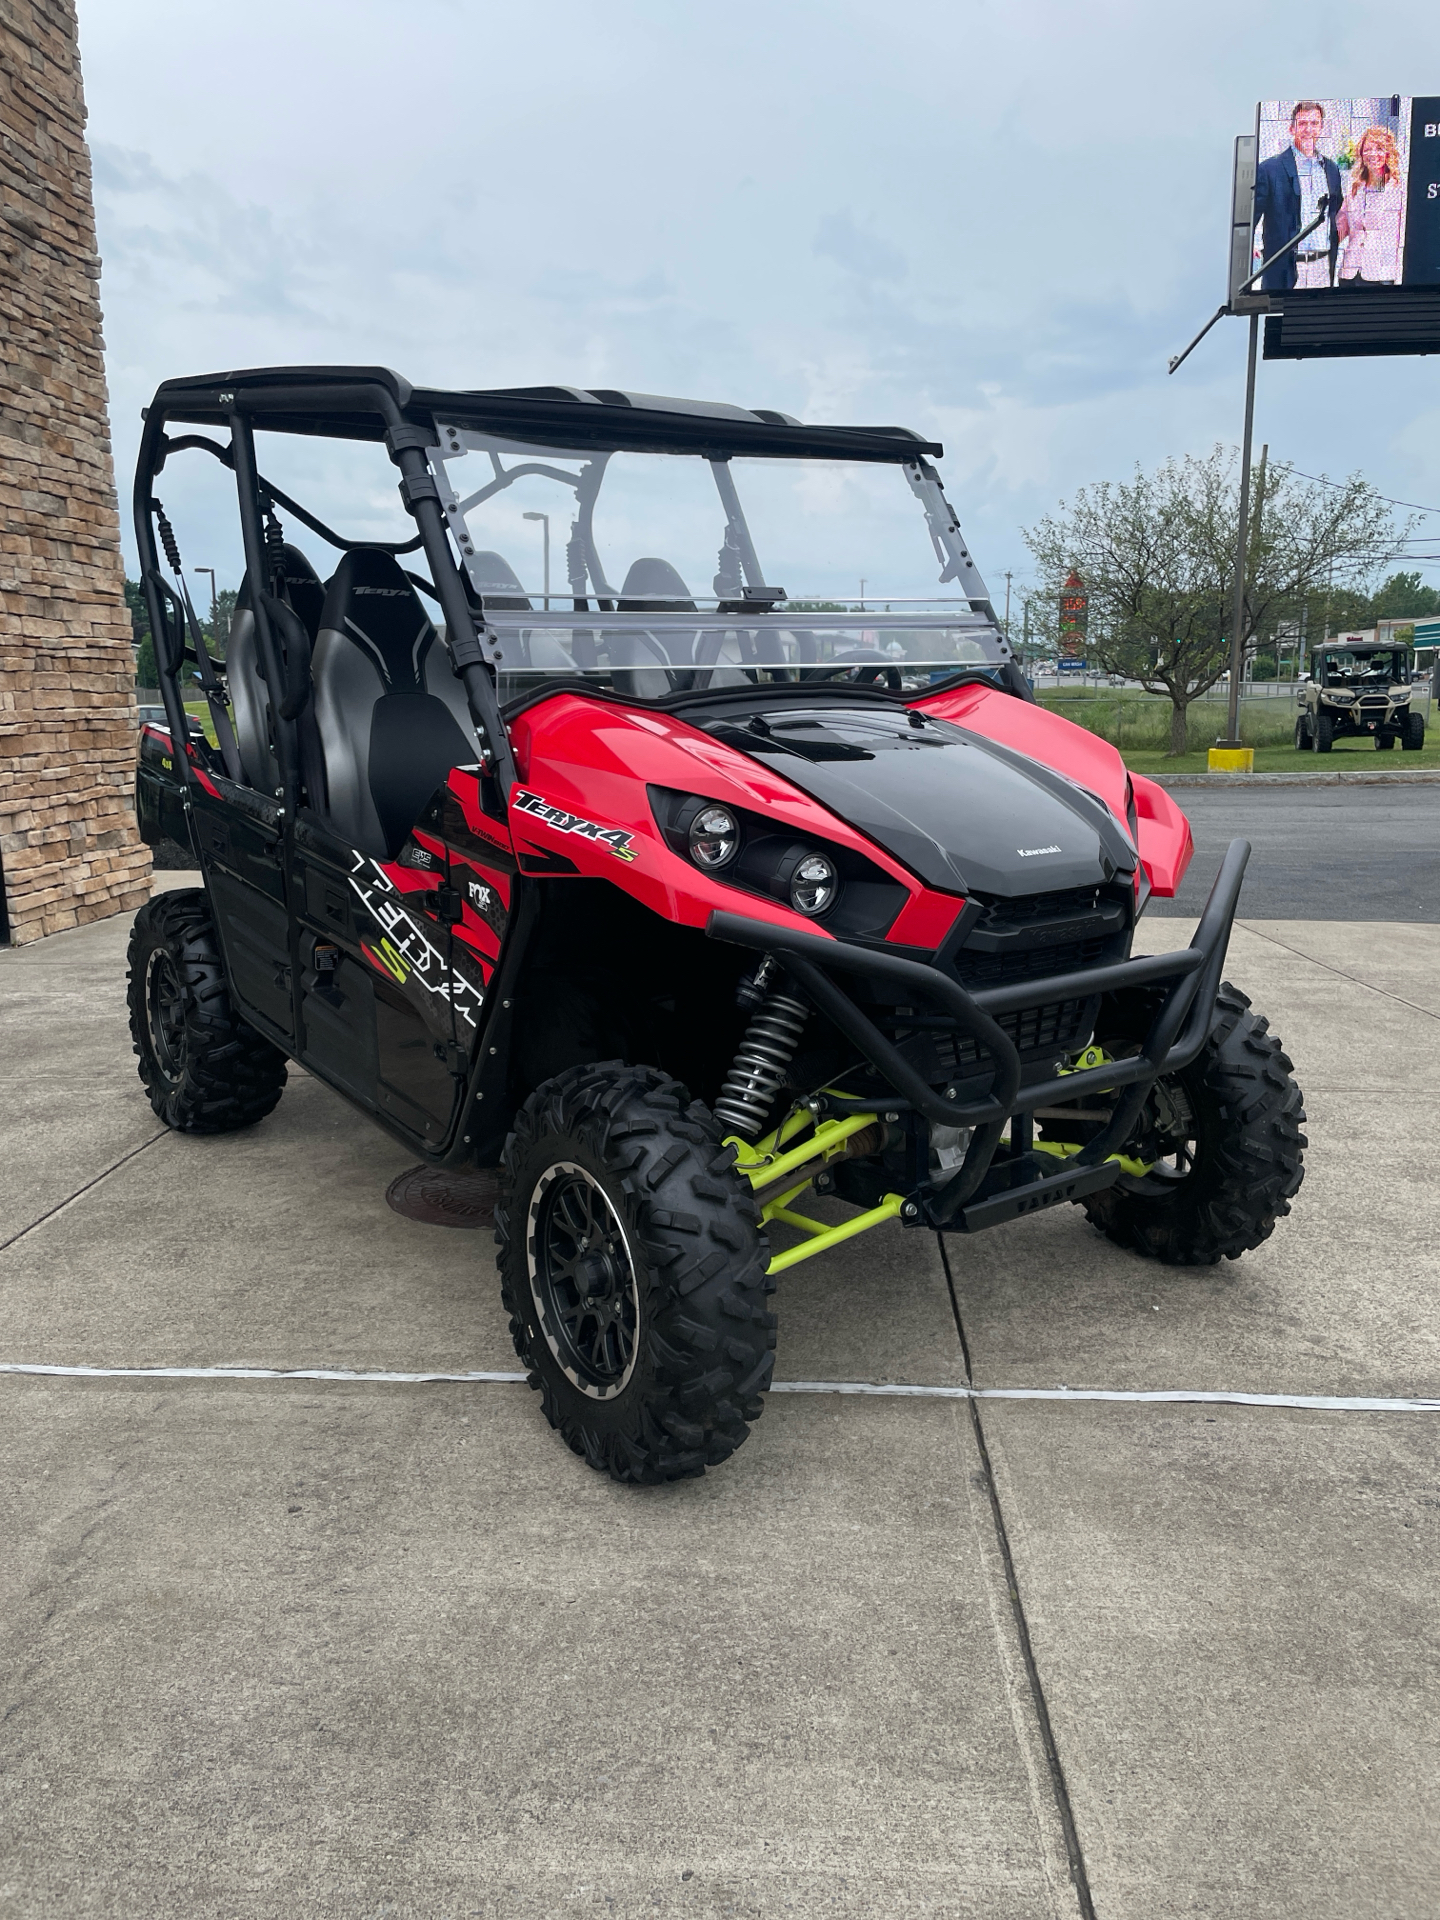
top-left (0, 1362), bottom-right (528, 1384)
top-left (772, 1380), bottom-right (1440, 1413)
top-left (0, 1362), bottom-right (1436, 1412)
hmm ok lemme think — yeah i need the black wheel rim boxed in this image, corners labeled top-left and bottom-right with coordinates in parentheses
top-left (526, 1163), bottom-right (640, 1401)
top-left (144, 947), bottom-right (187, 1085)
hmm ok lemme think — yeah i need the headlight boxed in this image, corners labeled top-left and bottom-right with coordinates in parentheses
top-left (788, 851), bottom-right (838, 916)
top-left (687, 804), bottom-right (740, 869)
top-left (1327, 691), bottom-right (1354, 704)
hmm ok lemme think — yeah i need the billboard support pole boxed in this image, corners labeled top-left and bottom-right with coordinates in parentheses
top-left (1220, 312), bottom-right (1260, 750)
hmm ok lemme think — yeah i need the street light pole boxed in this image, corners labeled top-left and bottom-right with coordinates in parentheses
top-left (194, 567), bottom-right (217, 643)
top-left (522, 512), bottom-right (550, 609)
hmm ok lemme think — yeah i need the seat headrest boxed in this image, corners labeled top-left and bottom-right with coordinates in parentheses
top-left (471, 550), bottom-right (533, 611)
top-left (278, 545), bottom-right (326, 639)
top-left (619, 557), bottom-right (695, 612)
top-left (233, 544), bottom-right (328, 639)
top-left (318, 548), bottom-right (436, 693)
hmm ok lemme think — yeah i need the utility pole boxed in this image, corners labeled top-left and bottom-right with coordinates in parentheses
top-left (1247, 443), bottom-right (1268, 685)
top-left (1220, 316), bottom-right (1260, 750)
top-left (859, 578), bottom-right (867, 611)
top-left (1004, 570), bottom-right (1012, 646)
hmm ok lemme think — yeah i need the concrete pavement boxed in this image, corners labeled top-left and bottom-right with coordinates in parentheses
top-left (1, 871), bottom-right (1437, 1917)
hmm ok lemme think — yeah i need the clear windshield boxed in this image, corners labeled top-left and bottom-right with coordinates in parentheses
top-left (1319, 649), bottom-right (1409, 685)
top-left (484, 611), bottom-right (999, 703)
top-left (425, 430), bottom-right (1007, 701)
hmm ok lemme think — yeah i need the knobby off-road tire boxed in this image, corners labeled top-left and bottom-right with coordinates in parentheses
top-left (126, 890), bottom-right (287, 1132)
top-left (1376, 730), bottom-right (1395, 750)
top-left (1314, 713), bottom-right (1335, 753)
top-left (1082, 983), bottom-right (1306, 1266)
top-left (1294, 716), bottom-right (1311, 752)
top-left (497, 1063), bottom-right (775, 1484)
top-left (1403, 711), bottom-right (1426, 751)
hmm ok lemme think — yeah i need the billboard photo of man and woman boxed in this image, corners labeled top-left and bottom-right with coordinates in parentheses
top-left (1253, 97), bottom-right (1421, 291)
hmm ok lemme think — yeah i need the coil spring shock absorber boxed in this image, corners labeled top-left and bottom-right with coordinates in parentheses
top-left (262, 495), bottom-right (286, 589)
top-left (714, 959), bottom-right (810, 1138)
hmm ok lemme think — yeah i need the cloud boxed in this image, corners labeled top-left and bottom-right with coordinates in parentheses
top-left (81, 0), bottom-right (1440, 597)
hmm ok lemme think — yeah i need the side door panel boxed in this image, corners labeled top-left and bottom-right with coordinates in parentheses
top-left (191, 779), bottom-right (294, 1039)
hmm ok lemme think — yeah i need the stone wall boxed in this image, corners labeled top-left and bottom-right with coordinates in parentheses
top-left (0, 0), bottom-right (149, 945)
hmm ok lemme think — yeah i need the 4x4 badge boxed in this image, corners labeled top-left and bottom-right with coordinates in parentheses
top-left (512, 789), bottom-right (637, 861)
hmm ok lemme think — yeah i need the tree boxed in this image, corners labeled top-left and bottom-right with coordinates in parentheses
top-left (128, 574), bottom-right (226, 689)
top-left (1024, 448), bottom-right (1404, 755)
top-left (1369, 571), bottom-right (1440, 621)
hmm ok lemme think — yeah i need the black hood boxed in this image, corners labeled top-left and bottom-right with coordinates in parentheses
top-left (702, 705), bottom-right (1136, 897)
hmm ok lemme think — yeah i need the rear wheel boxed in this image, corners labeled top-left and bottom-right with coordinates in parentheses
top-left (126, 890), bottom-right (287, 1131)
top-left (1376, 730), bottom-right (1395, 750)
top-left (1082, 984), bottom-right (1306, 1266)
top-left (1314, 713), bottom-right (1334, 753)
top-left (1403, 711), bottom-right (1425, 751)
top-left (497, 1063), bottom-right (775, 1483)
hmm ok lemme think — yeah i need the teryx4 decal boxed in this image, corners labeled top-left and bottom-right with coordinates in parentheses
top-left (347, 854), bottom-right (486, 1029)
top-left (511, 790), bottom-right (638, 861)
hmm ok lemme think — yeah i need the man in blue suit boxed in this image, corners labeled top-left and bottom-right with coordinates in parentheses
top-left (1253, 101), bottom-right (1342, 290)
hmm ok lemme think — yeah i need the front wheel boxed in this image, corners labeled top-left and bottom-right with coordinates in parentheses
top-left (1314, 713), bottom-right (1334, 753)
top-left (1403, 711), bottom-right (1425, 751)
top-left (126, 889), bottom-right (287, 1132)
top-left (497, 1063), bottom-right (776, 1483)
top-left (1376, 730), bottom-right (1395, 750)
top-left (1082, 984), bottom-right (1306, 1265)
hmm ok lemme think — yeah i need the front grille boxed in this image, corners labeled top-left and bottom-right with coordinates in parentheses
top-left (949, 884), bottom-right (1130, 993)
top-left (972, 885), bottom-right (1106, 928)
top-left (928, 996), bottom-right (1094, 1072)
top-left (953, 934), bottom-right (1112, 990)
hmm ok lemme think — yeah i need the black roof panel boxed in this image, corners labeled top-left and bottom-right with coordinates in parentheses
top-left (146, 365), bottom-right (943, 462)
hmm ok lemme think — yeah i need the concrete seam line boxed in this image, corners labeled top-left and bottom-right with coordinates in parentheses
top-left (936, 1235), bottom-right (1097, 1919)
top-left (0, 1132), bottom-right (168, 1257)
top-left (1234, 921), bottom-right (1440, 1023)
top-left (0, 1363), bottom-right (1435, 1411)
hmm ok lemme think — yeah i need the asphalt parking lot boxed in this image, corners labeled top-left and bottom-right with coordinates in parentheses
top-left (2, 786), bottom-right (1437, 1919)
top-left (1152, 780), bottom-right (1440, 920)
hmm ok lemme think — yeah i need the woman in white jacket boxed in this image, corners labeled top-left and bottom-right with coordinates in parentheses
top-left (1338, 127), bottom-right (1405, 286)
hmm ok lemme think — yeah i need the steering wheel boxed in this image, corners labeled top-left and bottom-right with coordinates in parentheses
top-left (802, 648), bottom-right (903, 691)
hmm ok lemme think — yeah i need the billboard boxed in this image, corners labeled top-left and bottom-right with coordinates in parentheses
top-left (1252, 98), bottom-right (1440, 293)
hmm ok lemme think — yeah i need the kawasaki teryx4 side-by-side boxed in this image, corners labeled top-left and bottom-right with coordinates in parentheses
top-left (130, 367), bottom-right (1306, 1482)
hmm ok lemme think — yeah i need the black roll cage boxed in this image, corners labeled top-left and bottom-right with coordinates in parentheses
top-left (135, 375), bottom-right (519, 814)
top-left (135, 365), bottom-right (1009, 819)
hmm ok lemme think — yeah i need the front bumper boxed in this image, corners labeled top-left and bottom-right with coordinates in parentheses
top-left (708, 837), bottom-right (1250, 1230)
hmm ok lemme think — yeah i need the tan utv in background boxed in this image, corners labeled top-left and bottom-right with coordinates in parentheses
top-left (1295, 641), bottom-right (1426, 753)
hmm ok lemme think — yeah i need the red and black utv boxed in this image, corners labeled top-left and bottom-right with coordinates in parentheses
top-left (130, 367), bottom-right (1305, 1481)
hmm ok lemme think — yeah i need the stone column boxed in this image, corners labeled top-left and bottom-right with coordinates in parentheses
top-left (0, 0), bottom-right (150, 945)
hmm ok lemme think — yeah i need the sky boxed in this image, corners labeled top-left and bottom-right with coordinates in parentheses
top-left (80, 0), bottom-right (1440, 614)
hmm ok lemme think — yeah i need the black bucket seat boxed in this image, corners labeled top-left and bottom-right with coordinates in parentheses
top-left (309, 549), bottom-right (476, 859)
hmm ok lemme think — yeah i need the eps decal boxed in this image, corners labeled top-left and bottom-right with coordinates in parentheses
top-left (511, 789), bottom-right (637, 861)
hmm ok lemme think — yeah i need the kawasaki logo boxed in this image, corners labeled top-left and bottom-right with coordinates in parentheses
top-left (1017, 844), bottom-right (1062, 857)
